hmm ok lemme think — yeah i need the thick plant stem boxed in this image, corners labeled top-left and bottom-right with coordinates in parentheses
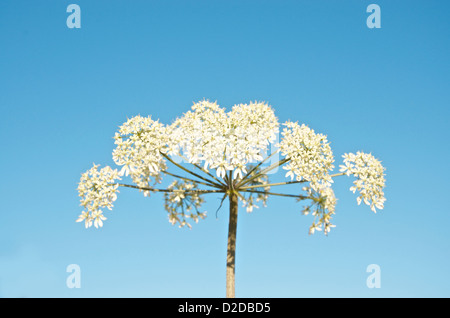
top-left (226, 192), bottom-right (238, 298)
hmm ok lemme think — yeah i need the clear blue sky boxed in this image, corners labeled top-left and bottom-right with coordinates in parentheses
top-left (0, 0), bottom-right (449, 298)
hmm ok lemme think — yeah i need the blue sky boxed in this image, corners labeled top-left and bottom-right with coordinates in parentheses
top-left (0, 0), bottom-right (449, 297)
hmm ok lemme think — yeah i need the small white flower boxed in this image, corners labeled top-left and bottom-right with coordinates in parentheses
top-left (309, 223), bottom-right (322, 235)
top-left (216, 165), bottom-right (226, 179)
top-left (92, 211), bottom-right (107, 228)
top-left (76, 211), bottom-right (92, 228)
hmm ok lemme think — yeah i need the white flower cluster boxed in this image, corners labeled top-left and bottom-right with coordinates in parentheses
top-left (169, 100), bottom-right (279, 179)
top-left (77, 164), bottom-right (121, 228)
top-left (76, 99), bottom-right (387, 234)
top-left (240, 169), bottom-right (270, 212)
top-left (279, 122), bottom-right (335, 191)
top-left (164, 180), bottom-right (206, 228)
top-left (112, 115), bottom-right (168, 194)
top-left (302, 185), bottom-right (337, 235)
top-left (339, 152), bottom-right (386, 212)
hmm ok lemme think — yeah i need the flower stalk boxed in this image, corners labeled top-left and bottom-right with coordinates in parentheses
top-left (226, 191), bottom-right (239, 298)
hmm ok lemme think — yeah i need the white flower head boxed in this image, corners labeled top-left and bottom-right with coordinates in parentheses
top-left (77, 164), bottom-right (121, 228)
top-left (303, 184), bottom-right (337, 235)
top-left (279, 121), bottom-right (334, 191)
top-left (339, 152), bottom-right (386, 212)
top-left (169, 100), bottom-right (279, 179)
top-left (112, 115), bottom-right (168, 192)
top-left (164, 180), bottom-right (206, 228)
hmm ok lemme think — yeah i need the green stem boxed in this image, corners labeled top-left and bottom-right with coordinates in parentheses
top-left (239, 180), bottom-right (306, 190)
top-left (229, 171), bottom-right (234, 190)
top-left (179, 154), bottom-right (227, 187)
top-left (117, 183), bottom-right (225, 194)
top-left (161, 153), bottom-right (224, 188)
top-left (330, 172), bottom-right (346, 178)
top-left (240, 189), bottom-right (309, 200)
top-left (237, 158), bottom-right (290, 188)
top-left (236, 150), bottom-right (279, 187)
top-left (162, 171), bottom-right (220, 188)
